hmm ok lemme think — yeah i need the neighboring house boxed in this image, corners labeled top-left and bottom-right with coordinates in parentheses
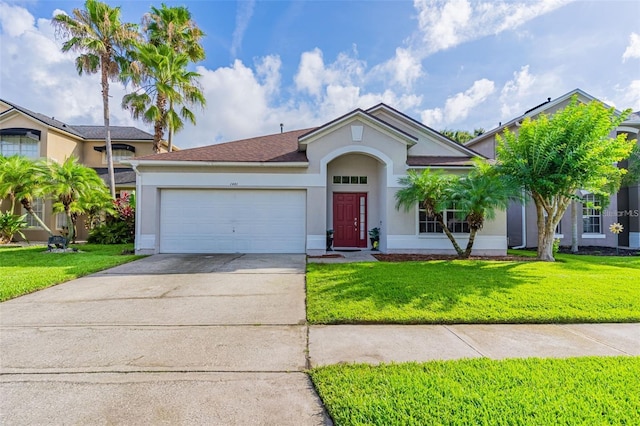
top-left (130, 104), bottom-right (508, 255)
top-left (0, 99), bottom-right (172, 241)
top-left (466, 89), bottom-right (640, 249)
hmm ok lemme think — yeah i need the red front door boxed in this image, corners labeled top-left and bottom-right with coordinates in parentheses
top-left (333, 192), bottom-right (367, 248)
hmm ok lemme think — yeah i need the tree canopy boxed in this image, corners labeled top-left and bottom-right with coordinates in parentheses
top-left (496, 96), bottom-right (635, 260)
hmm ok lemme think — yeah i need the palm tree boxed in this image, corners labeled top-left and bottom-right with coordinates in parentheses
top-left (45, 157), bottom-right (110, 243)
top-left (0, 155), bottom-right (52, 235)
top-left (452, 162), bottom-right (519, 258)
top-left (144, 3), bottom-right (205, 152)
top-left (53, 0), bottom-right (139, 198)
top-left (395, 169), bottom-right (465, 256)
top-left (122, 42), bottom-right (205, 153)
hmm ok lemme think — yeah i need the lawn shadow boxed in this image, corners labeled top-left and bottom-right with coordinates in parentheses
top-left (308, 260), bottom-right (534, 322)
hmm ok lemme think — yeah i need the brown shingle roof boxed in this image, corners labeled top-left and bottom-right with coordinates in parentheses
top-left (407, 156), bottom-right (475, 167)
top-left (136, 128), bottom-right (316, 163)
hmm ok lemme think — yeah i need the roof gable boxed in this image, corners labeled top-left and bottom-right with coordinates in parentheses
top-left (466, 88), bottom-right (618, 148)
top-left (298, 108), bottom-right (418, 151)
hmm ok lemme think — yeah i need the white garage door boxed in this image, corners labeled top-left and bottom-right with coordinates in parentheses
top-left (159, 189), bottom-right (306, 253)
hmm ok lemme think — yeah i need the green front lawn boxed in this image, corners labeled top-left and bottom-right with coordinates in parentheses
top-left (307, 253), bottom-right (640, 324)
top-left (0, 244), bottom-right (140, 301)
top-left (310, 357), bottom-right (640, 426)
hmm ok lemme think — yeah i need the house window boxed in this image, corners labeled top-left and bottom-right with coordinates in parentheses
top-left (332, 176), bottom-right (368, 185)
top-left (22, 198), bottom-right (44, 228)
top-left (543, 212), bottom-right (562, 235)
top-left (103, 149), bottom-right (134, 164)
top-left (56, 213), bottom-right (68, 230)
top-left (582, 194), bottom-right (602, 234)
top-left (419, 202), bottom-right (470, 234)
top-left (0, 134), bottom-right (39, 158)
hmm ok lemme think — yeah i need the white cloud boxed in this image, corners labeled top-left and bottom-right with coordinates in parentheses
top-left (420, 79), bottom-right (495, 127)
top-left (622, 32), bottom-right (640, 62)
top-left (294, 48), bottom-right (326, 97)
top-left (500, 65), bottom-right (536, 117)
top-left (413, 0), bottom-right (572, 55)
top-left (0, 4), bottom-right (136, 128)
top-left (621, 80), bottom-right (640, 111)
top-left (230, 0), bottom-right (255, 58)
top-left (371, 47), bottom-right (423, 90)
top-left (0, 2), bottom-right (34, 37)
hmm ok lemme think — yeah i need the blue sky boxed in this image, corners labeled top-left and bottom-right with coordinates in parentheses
top-left (1, 0), bottom-right (639, 149)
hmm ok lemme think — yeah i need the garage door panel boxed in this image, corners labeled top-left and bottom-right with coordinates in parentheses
top-left (160, 189), bottom-right (305, 253)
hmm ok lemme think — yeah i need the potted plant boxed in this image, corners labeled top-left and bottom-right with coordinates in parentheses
top-left (368, 227), bottom-right (380, 250)
top-left (326, 229), bottom-right (334, 251)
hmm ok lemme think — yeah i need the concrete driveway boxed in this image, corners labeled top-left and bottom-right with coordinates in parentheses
top-left (1, 254), bottom-right (331, 425)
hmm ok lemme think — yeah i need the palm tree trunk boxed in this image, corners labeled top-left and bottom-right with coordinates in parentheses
top-left (463, 228), bottom-right (478, 259)
top-left (20, 199), bottom-right (53, 236)
top-left (102, 54), bottom-right (116, 199)
top-left (435, 215), bottom-right (464, 257)
top-left (65, 206), bottom-right (75, 243)
top-left (167, 99), bottom-right (174, 152)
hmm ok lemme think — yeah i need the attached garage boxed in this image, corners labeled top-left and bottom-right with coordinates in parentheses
top-left (159, 189), bottom-right (306, 253)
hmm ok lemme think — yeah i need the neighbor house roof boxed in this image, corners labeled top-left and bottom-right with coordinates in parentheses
top-left (0, 99), bottom-right (158, 143)
top-left (93, 168), bottom-right (137, 185)
top-left (135, 128), bottom-right (315, 163)
top-left (0, 99), bottom-right (85, 138)
top-left (465, 88), bottom-right (622, 148)
top-left (406, 156), bottom-right (479, 167)
top-left (71, 125), bottom-right (154, 140)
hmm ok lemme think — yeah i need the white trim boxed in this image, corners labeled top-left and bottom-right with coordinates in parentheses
top-left (366, 103), bottom-right (484, 158)
top-left (581, 233), bottom-right (606, 239)
top-left (137, 234), bottom-right (156, 252)
top-left (387, 234), bottom-right (507, 250)
top-left (139, 171), bottom-right (324, 188)
top-left (127, 160), bottom-right (308, 168)
top-left (299, 112), bottom-right (417, 147)
top-left (307, 234), bottom-right (326, 251)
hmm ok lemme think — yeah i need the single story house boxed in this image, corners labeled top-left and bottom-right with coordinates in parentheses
top-left (130, 104), bottom-right (508, 255)
top-left (466, 89), bottom-right (640, 249)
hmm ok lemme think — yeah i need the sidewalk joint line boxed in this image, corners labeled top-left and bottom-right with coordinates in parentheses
top-left (442, 325), bottom-right (488, 358)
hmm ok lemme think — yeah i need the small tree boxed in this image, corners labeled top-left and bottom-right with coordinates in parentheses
top-left (45, 157), bottom-right (111, 243)
top-left (396, 169), bottom-right (465, 256)
top-left (0, 155), bottom-right (52, 235)
top-left (497, 96), bottom-right (635, 261)
top-left (395, 165), bottom-right (516, 259)
top-left (452, 161), bottom-right (519, 258)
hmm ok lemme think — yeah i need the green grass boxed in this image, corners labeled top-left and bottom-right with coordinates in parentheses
top-left (0, 244), bottom-right (140, 301)
top-left (310, 356), bottom-right (640, 426)
top-left (306, 252), bottom-right (640, 324)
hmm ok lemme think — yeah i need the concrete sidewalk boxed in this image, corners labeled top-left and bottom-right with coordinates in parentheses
top-left (309, 323), bottom-right (640, 366)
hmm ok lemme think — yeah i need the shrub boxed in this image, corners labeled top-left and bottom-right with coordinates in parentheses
top-left (0, 211), bottom-right (27, 244)
top-left (88, 192), bottom-right (135, 244)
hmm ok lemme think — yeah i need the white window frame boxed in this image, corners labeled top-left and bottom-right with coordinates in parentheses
top-left (418, 202), bottom-right (470, 235)
top-left (103, 149), bottom-right (134, 164)
top-left (56, 213), bottom-right (68, 231)
top-left (22, 198), bottom-right (44, 228)
top-left (0, 134), bottom-right (39, 158)
top-left (582, 194), bottom-right (603, 235)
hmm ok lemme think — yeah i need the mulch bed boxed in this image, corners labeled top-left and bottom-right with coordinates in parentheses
top-left (558, 246), bottom-right (640, 256)
top-left (373, 254), bottom-right (535, 262)
top-left (307, 254), bottom-right (345, 259)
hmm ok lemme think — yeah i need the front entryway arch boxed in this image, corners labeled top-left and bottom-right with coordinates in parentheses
top-left (325, 150), bottom-right (388, 250)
